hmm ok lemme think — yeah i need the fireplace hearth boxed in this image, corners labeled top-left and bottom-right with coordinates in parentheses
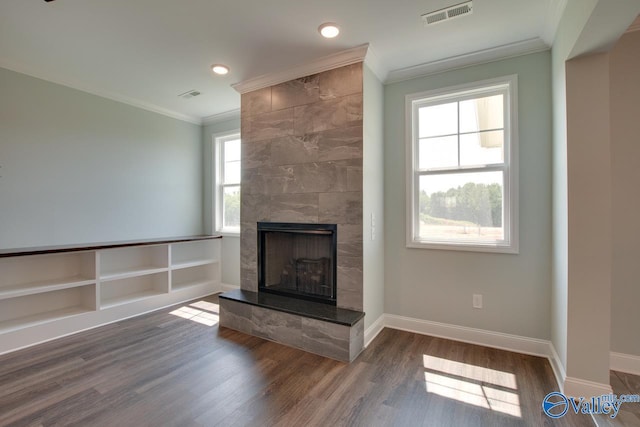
top-left (258, 222), bottom-right (337, 305)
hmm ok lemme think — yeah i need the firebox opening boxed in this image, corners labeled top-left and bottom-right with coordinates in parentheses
top-left (258, 222), bottom-right (337, 305)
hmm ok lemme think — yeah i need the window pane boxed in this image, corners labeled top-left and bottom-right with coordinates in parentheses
top-left (418, 102), bottom-right (458, 138)
top-left (224, 139), bottom-right (241, 162)
top-left (418, 172), bottom-right (503, 243)
top-left (224, 159), bottom-right (241, 184)
top-left (419, 136), bottom-right (458, 169)
top-left (459, 131), bottom-right (504, 166)
top-left (459, 94), bottom-right (503, 133)
top-left (223, 186), bottom-right (240, 229)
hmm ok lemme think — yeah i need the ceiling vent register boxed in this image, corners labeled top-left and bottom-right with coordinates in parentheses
top-left (178, 90), bottom-right (201, 99)
top-left (422, 1), bottom-right (473, 26)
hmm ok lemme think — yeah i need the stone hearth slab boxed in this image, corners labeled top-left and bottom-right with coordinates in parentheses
top-left (219, 289), bottom-right (364, 362)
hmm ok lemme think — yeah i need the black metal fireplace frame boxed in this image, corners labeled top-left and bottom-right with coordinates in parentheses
top-left (257, 222), bottom-right (337, 306)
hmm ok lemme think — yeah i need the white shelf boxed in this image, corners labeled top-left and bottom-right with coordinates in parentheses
top-left (172, 279), bottom-right (216, 292)
top-left (171, 259), bottom-right (216, 270)
top-left (100, 266), bottom-right (168, 282)
top-left (171, 240), bottom-right (219, 265)
top-left (0, 306), bottom-right (91, 334)
top-left (99, 245), bottom-right (167, 280)
top-left (0, 276), bottom-right (95, 301)
top-left (100, 290), bottom-right (164, 309)
top-left (0, 284), bottom-right (96, 334)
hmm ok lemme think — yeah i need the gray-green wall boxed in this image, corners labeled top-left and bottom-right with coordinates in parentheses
top-left (610, 31), bottom-right (640, 358)
top-left (203, 116), bottom-right (241, 287)
top-left (0, 67), bottom-right (203, 249)
top-left (383, 51), bottom-right (552, 339)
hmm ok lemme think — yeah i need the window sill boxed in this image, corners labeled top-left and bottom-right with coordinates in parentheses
top-left (217, 231), bottom-right (240, 238)
top-left (406, 240), bottom-right (518, 254)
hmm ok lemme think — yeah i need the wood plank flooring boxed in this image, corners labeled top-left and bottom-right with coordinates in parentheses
top-left (0, 294), bottom-right (597, 426)
top-left (593, 370), bottom-right (640, 427)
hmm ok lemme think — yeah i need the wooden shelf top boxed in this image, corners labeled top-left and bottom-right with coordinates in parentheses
top-left (0, 235), bottom-right (222, 258)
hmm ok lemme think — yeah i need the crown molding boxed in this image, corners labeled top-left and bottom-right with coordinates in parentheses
top-left (202, 108), bottom-right (241, 125)
top-left (541, 0), bottom-right (568, 45)
top-left (626, 15), bottom-right (640, 33)
top-left (231, 44), bottom-right (369, 94)
top-left (363, 45), bottom-right (389, 83)
top-left (385, 38), bottom-right (549, 84)
top-left (0, 61), bottom-right (202, 125)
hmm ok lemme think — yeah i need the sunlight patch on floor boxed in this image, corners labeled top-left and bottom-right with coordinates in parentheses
top-left (424, 355), bottom-right (521, 418)
top-left (423, 355), bottom-right (517, 389)
top-left (169, 300), bottom-right (219, 326)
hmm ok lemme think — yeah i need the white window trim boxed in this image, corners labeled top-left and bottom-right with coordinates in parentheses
top-left (213, 130), bottom-right (241, 236)
top-left (405, 75), bottom-right (519, 254)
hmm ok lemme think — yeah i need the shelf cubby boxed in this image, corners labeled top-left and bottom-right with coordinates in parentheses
top-left (171, 240), bottom-right (219, 269)
top-left (0, 285), bottom-right (96, 334)
top-left (0, 252), bottom-right (95, 300)
top-left (100, 272), bottom-right (169, 309)
top-left (171, 262), bottom-right (220, 292)
top-left (99, 245), bottom-right (168, 281)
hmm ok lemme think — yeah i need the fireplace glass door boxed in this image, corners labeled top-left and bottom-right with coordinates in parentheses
top-left (258, 222), bottom-right (337, 305)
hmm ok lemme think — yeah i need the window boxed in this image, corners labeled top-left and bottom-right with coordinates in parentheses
top-left (215, 132), bottom-right (241, 234)
top-left (406, 76), bottom-right (518, 253)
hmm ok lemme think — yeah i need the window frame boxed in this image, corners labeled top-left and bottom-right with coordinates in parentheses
top-left (405, 75), bottom-right (519, 253)
top-left (213, 131), bottom-right (241, 236)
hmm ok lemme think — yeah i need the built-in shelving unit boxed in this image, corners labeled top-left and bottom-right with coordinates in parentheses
top-left (0, 236), bottom-right (221, 354)
top-left (171, 239), bottom-right (220, 292)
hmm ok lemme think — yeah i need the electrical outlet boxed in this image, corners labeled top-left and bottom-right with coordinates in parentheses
top-left (473, 294), bottom-right (483, 309)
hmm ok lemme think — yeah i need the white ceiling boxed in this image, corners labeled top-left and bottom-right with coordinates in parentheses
top-left (0, 0), bottom-right (564, 124)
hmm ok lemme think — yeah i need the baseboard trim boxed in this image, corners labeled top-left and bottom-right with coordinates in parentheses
top-left (364, 314), bottom-right (385, 348)
top-left (384, 314), bottom-right (550, 357)
top-left (610, 351), bottom-right (640, 376)
top-left (220, 283), bottom-right (240, 292)
top-left (382, 313), bottom-right (572, 392)
top-left (563, 377), bottom-right (612, 398)
top-left (548, 342), bottom-right (567, 392)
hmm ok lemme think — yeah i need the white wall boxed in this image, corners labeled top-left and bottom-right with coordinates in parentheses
top-left (610, 30), bottom-right (640, 357)
top-left (362, 64), bottom-right (385, 331)
top-left (550, 0), bottom-right (640, 394)
top-left (383, 51), bottom-right (552, 339)
top-left (203, 116), bottom-right (241, 287)
top-left (0, 67), bottom-right (203, 249)
top-left (550, 0), bottom-right (599, 376)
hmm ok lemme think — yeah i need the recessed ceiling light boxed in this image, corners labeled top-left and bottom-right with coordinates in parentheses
top-left (318, 23), bottom-right (340, 38)
top-left (211, 64), bottom-right (229, 75)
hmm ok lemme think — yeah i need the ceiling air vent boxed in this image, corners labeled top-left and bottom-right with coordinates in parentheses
top-left (178, 90), bottom-right (201, 99)
top-left (422, 1), bottom-right (473, 26)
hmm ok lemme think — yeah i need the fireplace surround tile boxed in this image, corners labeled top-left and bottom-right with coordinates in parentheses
top-left (244, 108), bottom-right (294, 142)
top-left (318, 192), bottom-right (363, 224)
top-left (229, 62), bottom-right (365, 362)
top-left (318, 63), bottom-right (363, 100)
top-left (293, 97), bottom-right (350, 136)
top-left (316, 126), bottom-right (363, 162)
top-left (242, 138), bottom-right (272, 169)
top-left (241, 86), bottom-right (272, 117)
top-left (272, 75), bottom-right (321, 111)
top-left (269, 194), bottom-right (320, 223)
top-left (337, 224), bottom-right (363, 257)
top-left (270, 134), bottom-right (319, 166)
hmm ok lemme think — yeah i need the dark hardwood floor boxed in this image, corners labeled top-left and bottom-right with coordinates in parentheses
top-left (593, 370), bottom-right (640, 427)
top-left (0, 294), bottom-right (596, 426)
